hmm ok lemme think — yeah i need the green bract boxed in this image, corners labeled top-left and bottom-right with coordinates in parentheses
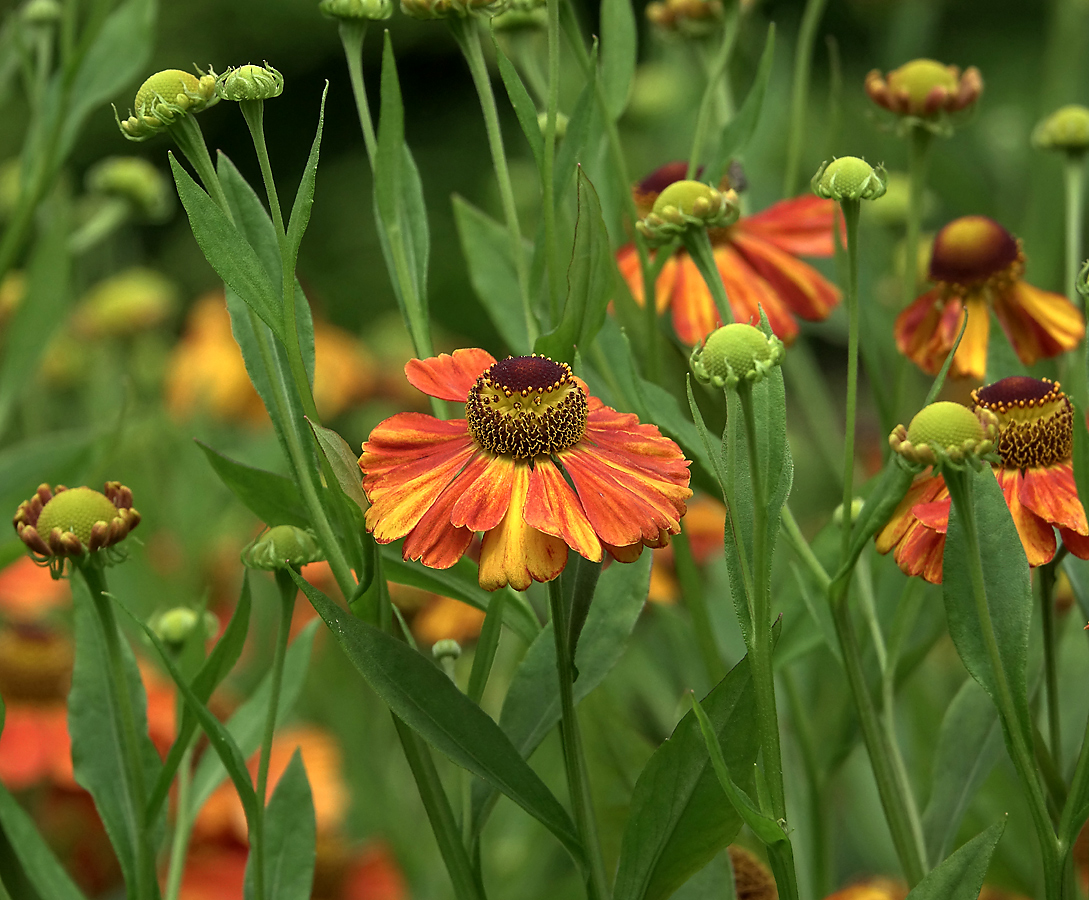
top-left (689, 323), bottom-right (784, 390)
top-left (811, 157), bottom-right (888, 202)
top-left (216, 64), bottom-right (285, 102)
top-left (241, 525), bottom-right (324, 570)
top-left (319, 0), bottom-right (394, 18)
top-left (636, 181), bottom-right (739, 246)
top-left (116, 69), bottom-right (218, 142)
top-left (890, 401), bottom-right (998, 469)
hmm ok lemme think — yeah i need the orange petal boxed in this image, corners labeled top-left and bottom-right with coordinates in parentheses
top-left (617, 244), bottom-right (674, 314)
top-left (1018, 463), bottom-right (1088, 534)
top-left (876, 473), bottom-right (946, 553)
top-left (894, 288), bottom-right (947, 374)
top-left (1060, 527), bottom-right (1089, 559)
top-left (604, 541), bottom-right (645, 563)
top-left (949, 296), bottom-right (990, 379)
top-left (715, 245), bottom-right (799, 342)
top-left (895, 515), bottom-right (946, 584)
top-left (669, 254), bottom-right (721, 345)
top-left (478, 464), bottom-right (568, 590)
top-left (913, 497), bottom-right (950, 533)
top-left (523, 458), bottom-right (603, 562)
top-left (735, 196), bottom-right (838, 257)
top-left (450, 453), bottom-right (515, 532)
top-left (401, 460), bottom-right (482, 569)
top-left (729, 230), bottom-right (840, 322)
top-left (361, 414), bottom-right (477, 542)
top-left (993, 282), bottom-right (1085, 366)
top-left (405, 349), bottom-right (495, 402)
top-left (996, 468), bottom-right (1056, 567)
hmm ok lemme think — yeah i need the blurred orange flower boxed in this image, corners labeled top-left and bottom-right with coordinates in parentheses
top-left (649, 495), bottom-right (727, 604)
top-left (0, 556), bottom-right (72, 623)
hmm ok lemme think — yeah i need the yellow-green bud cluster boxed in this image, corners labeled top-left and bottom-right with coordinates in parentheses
top-left (117, 69), bottom-right (218, 142)
top-left (400, 0), bottom-right (507, 20)
top-left (241, 525), bottom-right (324, 570)
top-left (689, 323), bottom-right (784, 390)
top-left (889, 401), bottom-right (998, 469)
top-left (151, 607), bottom-right (219, 651)
top-left (216, 64), bottom-right (284, 102)
top-left (1033, 105), bottom-right (1089, 154)
top-left (86, 157), bottom-right (172, 221)
top-left (811, 157), bottom-right (888, 203)
top-left (319, 0), bottom-right (393, 19)
top-left (636, 180), bottom-right (739, 246)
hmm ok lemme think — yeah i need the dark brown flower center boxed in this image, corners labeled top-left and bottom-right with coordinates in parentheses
top-left (971, 376), bottom-right (1072, 469)
top-left (929, 216), bottom-right (1022, 289)
top-left (465, 355), bottom-right (588, 459)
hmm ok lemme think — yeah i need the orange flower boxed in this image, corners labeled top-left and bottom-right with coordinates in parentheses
top-left (895, 216), bottom-right (1084, 379)
top-left (0, 556), bottom-right (71, 623)
top-left (823, 878), bottom-right (906, 900)
top-left (877, 377), bottom-right (1089, 583)
top-left (649, 495), bottom-right (726, 604)
top-left (359, 350), bottom-right (692, 591)
top-left (616, 162), bottom-right (840, 344)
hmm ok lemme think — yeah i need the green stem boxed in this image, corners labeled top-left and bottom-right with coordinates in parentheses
top-left (251, 570), bottom-right (297, 900)
top-left (673, 527), bottom-right (725, 683)
top-left (542, 0), bottom-right (561, 323)
top-left (451, 17), bottom-right (537, 346)
top-left (783, 0), bottom-right (829, 196)
top-left (839, 198), bottom-right (861, 564)
top-left (339, 21), bottom-right (378, 163)
top-left (75, 559), bottom-right (155, 900)
top-left (547, 578), bottom-right (610, 900)
top-left (1040, 559), bottom-right (1063, 771)
top-left (829, 578), bottom-right (928, 885)
top-left (1065, 155), bottom-right (1085, 308)
top-left (944, 470), bottom-right (1061, 896)
top-left (780, 505), bottom-right (831, 591)
top-left (683, 229), bottom-right (733, 327)
top-left (783, 669), bottom-right (829, 899)
top-left (687, 14), bottom-right (739, 179)
top-left (163, 740), bottom-right (197, 900)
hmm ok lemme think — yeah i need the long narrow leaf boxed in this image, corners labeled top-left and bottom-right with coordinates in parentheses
top-left (196, 442), bottom-right (309, 528)
top-left (286, 84), bottom-right (329, 267)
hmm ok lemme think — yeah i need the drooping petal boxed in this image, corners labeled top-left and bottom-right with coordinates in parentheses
top-left (360, 413), bottom-right (477, 542)
top-left (450, 453), bottom-right (516, 532)
top-left (1018, 463), bottom-right (1088, 535)
top-left (876, 473), bottom-right (946, 553)
top-left (617, 244), bottom-right (674, 313)
top-left (734, 196), bottom-right (839, 257)
top-left (402, 476), bottom-right (476, 570)
top-left (523, 459), bottom-right (603, 562)
top-left (478, 464), bottom-right (568, 590)
top-left (950, 296), bottom-right (991, 379)
top-left (912, 497), bottom-right (950, 533)
top-left (995, 468), bottom-right (1056, 567)
top-left (993, 281), bottom-right (1085, 367)
top-left (894, 290), bottom-right (989, 379)
top-left (894, 514), bottom-right (946, 584)
top-left (604, 541), bottom-right (645, 563)
top-left (715, 245), bottom-right (799, 342)
top-left (1060, 527), bottom-right (1089, 559)
top-left (669, 254), bottom-right (721, 345)
top-left (405, 349), bottom-right (495, 402)
top-left (729, 230), bottom-right (840, 322)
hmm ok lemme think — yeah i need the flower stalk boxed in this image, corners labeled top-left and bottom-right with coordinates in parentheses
top-left (839, 197), bottom-right (860, 563)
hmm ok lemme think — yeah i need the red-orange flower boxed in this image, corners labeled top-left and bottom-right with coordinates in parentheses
top-left (616, 162), bottom-right (840, 345)
top-left (359, 350), bottom-right (692, 591)
top-left (895, 216), bottom-right (1084, 379)
top-left (877, 377), bottom-right (1089, 583)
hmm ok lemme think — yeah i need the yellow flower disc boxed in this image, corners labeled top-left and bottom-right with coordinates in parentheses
top-left (906, 401), bottom-right (983, 449)
top-left (35, 488), bottom-right (120, 544)
top-left (701, 323), bottom-right (772, 381)
top-left (887, 59), bottom-right (958, 109)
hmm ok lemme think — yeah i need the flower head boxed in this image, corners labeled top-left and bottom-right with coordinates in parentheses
top-left (319, 0), bottom-right (394, 19)
top-left (400, 0), bottom-right (505, 20)
top-left (636, 179), bottom-right (739, 246)
top-left (359, 350), bottom-right (692, 590)
top-left (895, 216), bottom-right (1084, 379)
top-left (1033, 105), bottom-right (1089, 155)
top-left (14, 483), bottom-right (140, 573)
top-left (85, 157), bottom-right (173, 221)
top-left (877, 377), bottom-right (1089, 583)
top-left (117, 69), bottom-right (218, 142)
top-left (617, 162), bottom-right (841, 345)
top-left (241, 525), bottom-right (325, 570)
top-left (645, 0), bottom-right (724, 38)
top-left (865, 58), bottom-right (982, 132)
top-left (215, 64), bottom-right (284, 102)
top-left (811, 157), bottom-right (887, 203)
top-left (888, 401), bottom-right (997, 469)
top-left (690, 322), bottom-right (784, 389)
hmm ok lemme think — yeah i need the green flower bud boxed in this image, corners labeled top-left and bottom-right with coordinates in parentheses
top-left (432, 639), bottom-right (462, 661)
top-left (636, 180), bottom-right (739, 246)
top-left (85, 157), bottom-right (173, 221)
top-left (151, 607), bottom-right (209, 650)
top-left (72, 268), bottom-right (178, 339)
top-left (400, 0), bottom-right (506, 21)
top-left (811, 157), bottom-right (888, 202)
top-left (216, 64), bottom-right (284, 102)
top-left (689, 322), bottom-right (784, 390)
top-left (117, 69), bottom-right (218, 142)
top-left (833, 498), bottom-right (865, 527)
top-left (22, 0), bottom-right (62, 26)
top-left (241, 525), bottom-right (324, 570)
top-left (536, 111), bottom-right (568, 140)
top-left (492, 0), bottom-right (545, 30)
top-left (889, 401), bottom-right (998, 468)
top-left (319, 0), bottom-right (393, 18)
top-left (1032, 105), bottom-right (1089, 154)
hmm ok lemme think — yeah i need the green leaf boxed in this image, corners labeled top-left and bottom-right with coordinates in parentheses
top-left (286, 84), bottom-right (329, 268)
top-left (243, 751), bottom-right (316, 900)
top-left (146, 574), bottom-right (253, 823)
top-left (196, 442), bottom-right (309, 528)
top-left (291, 572), bottom-right (583, 863)
top-left (612, 655), bottom-right (760, 900)
top-left (535, 170), bottom-right (615, 364)
top-left (0, 781), bottom-right (88, 900)
top-left (905, 821), bottom-right (1005, 900)
top-left (190, 622), bottom-right (318, 814)
top-left (381, 549), bottom-right (540, 644)
top-left (375, 31), bottom-right (404, 234)
top-left (306, 420), bottom-right (368, 516)
top-left (68, 580), bottom-right (163, 895)
top-left (452, 195), bottom-right (532, 354)
top-left (0, 198), bottom-right (70, 438)
top-left (170, 154), bottom-right (285, 342)
top-left (943, 467), bottom-right (1032, 745)
top-left (120, 602), bottom-right (259, 830)
top-left (494, 38), bottom-right (544, 173)
top-left (600, 0), bottom-right (636, 119)
top-left (921, 678), bottom-right (1001, 864)
top-left (473, 555), bottom-right (650, 835)
top-left (706, 25), bottom-right (775, 185)
top-left (690, 695), bottom-right (787, 845)
top-left (553, 68), bottom-right (596, 205)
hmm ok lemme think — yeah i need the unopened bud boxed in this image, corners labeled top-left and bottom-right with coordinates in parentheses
top-left (811, 157), bottom-right (887, 202)
top-left (636, 180), bottom-right (739, 246)
top-left (117, 69), bottom-right (218, 142)
top-left (216, 64), bottom-right (284, 102)
top-left (319, 0), bottom-right (394, 18)
top-left (241, 525), bottom-right (324, 570)
top-left (1033, 105), bottom-right (1089, 155)
top-left (689, 322), bottom-right (784, 390)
